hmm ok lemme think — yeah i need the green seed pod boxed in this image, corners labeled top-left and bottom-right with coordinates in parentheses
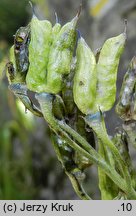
top-left (26, 15), bottom-right (52, 93)
top-left (73, 36), bottom-right (96, 115)
top-left (94, 31), bottom-right (126, 112)
top-left (116, 57), bottom-right (136, 120)
top-left (46, 12), bottom-right (79, 94)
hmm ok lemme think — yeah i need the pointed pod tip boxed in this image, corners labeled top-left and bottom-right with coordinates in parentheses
top-left (76, 3), bottom-right (82, 18)
top-left (70, 4), bottom-right (82, 27)
top-left (123, 19), bottom-right (127, 38)
top-left (29, 1), bottom-right (37, 18)
top-left (29, 1), bottom-right (33, 8)
top-left (55, 12), bottom-right (59, 23)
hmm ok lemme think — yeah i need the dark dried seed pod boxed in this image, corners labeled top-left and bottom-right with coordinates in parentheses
top-left (116, 56), bottom-right (136, 120)
top-left (14, 25), bottom-right (30, 75)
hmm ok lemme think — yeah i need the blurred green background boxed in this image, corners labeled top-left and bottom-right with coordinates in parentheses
top-left (0, 0), bottom-right (136, 200)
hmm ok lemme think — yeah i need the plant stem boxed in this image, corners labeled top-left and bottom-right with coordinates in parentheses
top-left (85, 112), bottom-right (135, 198)
top-left (36, 92), bottom-right (136, 199)
top-left (65, 171), bottom-right (91, 200)
top-left (58, 119), bottom-right (136, 198)
top-left (36, 93), bottom-right (91, 200)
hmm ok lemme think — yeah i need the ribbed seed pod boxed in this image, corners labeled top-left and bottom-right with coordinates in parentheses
top-left (116, 57), bottom-right (136, 120)
top-left (46, 12), bottom-right (79, 94)
top-left (94, 31), bottom-right (126, 112)
top-left (26, 15), bottom-right (52, 93)
top-left (73, 36), bottom-right (96, 115)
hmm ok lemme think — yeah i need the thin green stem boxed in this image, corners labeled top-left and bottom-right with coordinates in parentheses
top-left (65, 171), bottom-right (91, 200)
top-left (36, 93), bottom-right (136, 199)
top-left (36, 93), bottom-right (91, 199)
top-left (85, 113), bottom-right (135, 197)
top-left (58, 121), bottom-right (133, 196)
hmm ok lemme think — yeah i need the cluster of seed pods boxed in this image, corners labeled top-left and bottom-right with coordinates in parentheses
top-left (6, 6), bottom-right (136, 199)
